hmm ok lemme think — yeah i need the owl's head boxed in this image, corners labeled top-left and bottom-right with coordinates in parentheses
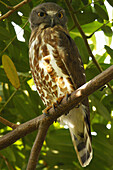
top-left (29, 2), bottom-right (67, 30)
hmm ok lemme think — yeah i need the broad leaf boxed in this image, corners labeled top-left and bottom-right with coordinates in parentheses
top-left (2, 55), bottom-right (20, 89)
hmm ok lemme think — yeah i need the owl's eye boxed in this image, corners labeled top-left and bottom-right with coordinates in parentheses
top-left (38, 12), bottom-right (46, 17)
top-left (57, 12), bottom-right (63, 19)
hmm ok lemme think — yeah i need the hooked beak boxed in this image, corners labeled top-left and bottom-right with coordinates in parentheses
top-left (50, 17), bottom-right (55, 27)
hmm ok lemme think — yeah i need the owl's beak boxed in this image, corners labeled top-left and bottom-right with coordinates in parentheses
top-left (50, 17), bottom-right (55, 27)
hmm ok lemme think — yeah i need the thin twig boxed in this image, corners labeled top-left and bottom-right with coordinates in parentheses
top-left (0, 0), bottom-right (31, 22)
top-left (64, 0), bottom-right (113, 93)
top-left (0, 116), bottom-right (18, 129)
top-left (0, 153), bottom-right (14, 170)
top-left (0, 65), bottom-right (113, 151)
top-left (87, 19), bottom-right (113, 38)
top-left (0, 0), bottom-right (13, 9)
top-left (74, 0), bottom-right (100, 13)
top-left (0, 90), bottom-right (17, 114)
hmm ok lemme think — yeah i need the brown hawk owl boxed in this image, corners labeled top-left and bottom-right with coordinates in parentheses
top-left (29, 2), bottom-right (92, 167)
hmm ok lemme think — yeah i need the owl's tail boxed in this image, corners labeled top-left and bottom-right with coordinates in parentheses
top-left (59, 104), bottom-right (93, 167)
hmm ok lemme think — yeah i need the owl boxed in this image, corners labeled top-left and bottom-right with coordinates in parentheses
top-left (29, 2), bottom-right (92, 167)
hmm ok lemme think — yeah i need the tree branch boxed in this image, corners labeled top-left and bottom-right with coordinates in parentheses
top-left (64, 0), bottom-right (113, 93)
top-left (0, 0), bottom-right (31, 22)
top-left (0, 116), bottom-right (18, 129)
top-left (27, 121), bottom-right (51, 170)
top-left (0, 65), bottom-right (113, 151)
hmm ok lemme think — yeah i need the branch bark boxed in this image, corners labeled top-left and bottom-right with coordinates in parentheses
top-left (0, 65), bottom-right (113, 151)
top-left (0, 0), bottom-right (31, 22)
top-left (27, 121), bottom-right (51, 170)
top-left (0, 116), bottom-right (18, 129)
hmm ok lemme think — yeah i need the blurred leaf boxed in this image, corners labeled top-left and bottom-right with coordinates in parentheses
top-left (76, 6), bottom-right (97, 25)
top-left (105, 45), bottom-right (113, 59)
top-left (102, 26), bottom-right (113, 37)
top-left (0, 27), bottom-right (11, 40)
top-left (81, 21), bottom-right (103, 34)
top-left (74, 36), bottom-right (89, 64)
top-left (94, 4), bottom-right (109, 20)
top-left (2, 55), bottom-right (20, 89)
top-left (13, 94), bottom-right (37, 121)
top-left (0, 147), bottom-right (16, 162)
top-left (90, 94), bottom-right (111, 120)
top-left (107, 0), bottom-right (113, 7)
top-left (45, 129), bottom-right (79, 169)
top-left (0, 68), bottom-right (9, 83)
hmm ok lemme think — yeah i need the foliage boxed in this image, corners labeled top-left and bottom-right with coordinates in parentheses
top-left (0, 0), bottom-right (113, 169)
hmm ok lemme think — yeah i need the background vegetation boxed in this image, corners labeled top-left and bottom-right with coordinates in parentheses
top-left (0, 0), bottom-right (113, 169)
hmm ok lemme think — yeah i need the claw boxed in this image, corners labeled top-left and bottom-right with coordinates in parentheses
top-left (66, 93), bottom-right (70, 101)
top-left (54, 119), bottom-right (57, 123)
top-left (43, 112), bottom-right (50, 117)
top-left (75, 103), bottom-right (80, 108)
top-left (42, 105), bottom-right (52, 116)
top-left (100, 85), bottom-right (106, 91)
top-left (52, 103), bottom-right (56, 110)
top-left (65, 111), bottom-right (69, 116)
top-left (56, 96), bottom-right (64, 105)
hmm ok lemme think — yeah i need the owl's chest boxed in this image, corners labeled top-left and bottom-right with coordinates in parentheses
top-left (29, 28), bottom-right (74, 105)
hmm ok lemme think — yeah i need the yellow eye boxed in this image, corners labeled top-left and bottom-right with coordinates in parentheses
top-left (57, 12), bottom-right (63, 19)
top-left (38, 12), bottom-right (46, 17)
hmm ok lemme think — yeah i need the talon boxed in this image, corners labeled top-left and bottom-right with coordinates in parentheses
top-left (65, 112), bottom-right (69, 116)
top-left (56, 96), bottom-right (64, 105)
top-left (42, 105), bottom-right (52, 116)
top-left (66, 93), bottom-right (70, 101)
top-left (56, 100), bottom-right (59, 105)
top-left (54, 119), bottom-right (57, 123)
top-left (100, 85), bottom-right (106, 91)
top-left (43, 112), bottom-right (50, 117)
top-left (75, 104), bottom-right (80, 108)
top-left (52, 104), bottom-right (56, 110)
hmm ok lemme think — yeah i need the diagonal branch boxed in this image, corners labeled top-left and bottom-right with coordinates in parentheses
top-left (64, 0), bottom-right (113, 93)
top-left (0, 0), bottom-right (31, 22)
top-left (0, 65), bottom-right (113, 153)
top-left (27, 121), bottom-right (51, 170)
top-left (0, 116), bottom-right (18, 129)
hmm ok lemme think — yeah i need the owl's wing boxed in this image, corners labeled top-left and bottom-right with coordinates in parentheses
top-left (59, 30), bottom-right (90, 118)
top-left (58, 29), bottom-right (92, 167)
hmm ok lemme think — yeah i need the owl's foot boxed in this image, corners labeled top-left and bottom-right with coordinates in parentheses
top-left (42, 105), bottom-right (52, 116)
top-left (56, 96), bottom-right (64, 105)
top-left (43, 103), bottom-right (57, 116)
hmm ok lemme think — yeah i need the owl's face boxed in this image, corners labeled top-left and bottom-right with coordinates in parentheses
top-left (29, 2), bottom-right (67, 30)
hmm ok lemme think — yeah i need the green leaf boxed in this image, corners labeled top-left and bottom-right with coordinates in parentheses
top-left (94, 4), bottom-right (109, 20)
top-left (13, 94), bottom-right (37, 121)
top-left (76, 6), bottom-right (97, 25)
top-left (82, 21), bottom-right (103, 34)
top-left (2, 55), bottom-right (20, 89)
top-left (90, 95), bottom-right (111, 120)
top-left (107, 0), bottom-right (113, 7)
top-left (105, 45), bottom-right (113, 59)
top-left (0, 27), bottom-right (11, 40)
top-left (74, 36), bottom-right (89, 64)
top-left (102, 26), bottom-right (113, 37)
top-left (46, 129), bottom-right (79, 169)
top-left (0, 68), bottom-right (9, 83)
top-left (0, 147), bottom-right (16, 162)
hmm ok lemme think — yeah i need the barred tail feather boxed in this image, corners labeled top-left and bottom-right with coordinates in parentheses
top-left (59, 104), bottom-right (93, 167)
top-left (70, 125), bottom-right (92, 167)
